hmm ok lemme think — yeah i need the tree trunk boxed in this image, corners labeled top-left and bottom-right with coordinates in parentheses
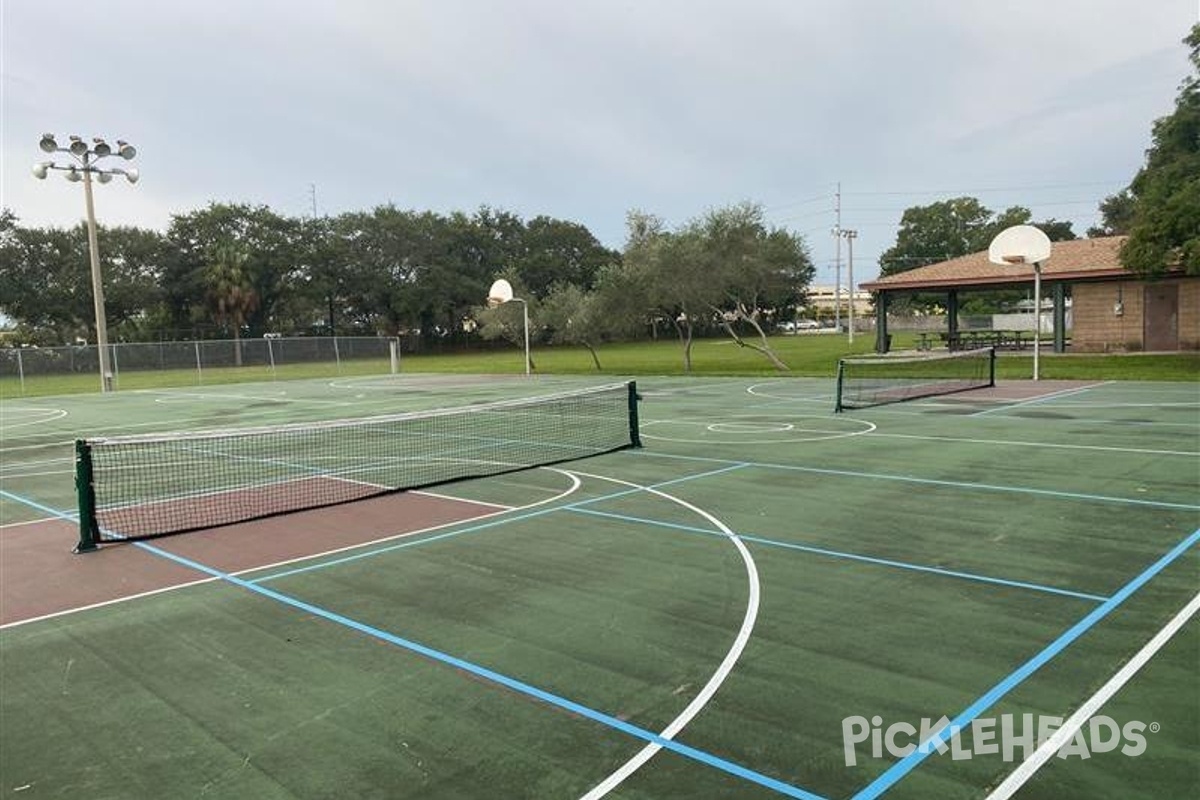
top-left (674, 316), bottom-right (694, 372)
top-left (584, 342), bottom-right (602, 371)
top-left (715, 304), bottom-right (790, 371)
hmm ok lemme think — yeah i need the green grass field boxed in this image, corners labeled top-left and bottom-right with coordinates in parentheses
top-left (1, 370), bottom-right (1196, 799)
top-left (2, 333), bottom-right (1197, 400)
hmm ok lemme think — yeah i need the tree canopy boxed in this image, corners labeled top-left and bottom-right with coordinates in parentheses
top-left (879, 198), bottom-right (1076, 279)
top-left (1118, 24), bottom-right (1200, 276)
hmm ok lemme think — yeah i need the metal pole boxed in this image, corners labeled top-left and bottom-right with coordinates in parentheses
top-left (846, 230), bottom-right (856, 345)
top-left (81, 162), bottom-right (113, 393)
top-left (16, 348), bottom-right (25, 395)
top-left (1033, 263), bottom-right (1042, 381)
top-left (833, 183), bottom-right (842, 334)
top-left (521, 299), bottom-right (531, 376)
top-left (389, 339), bottom-right (399, 374)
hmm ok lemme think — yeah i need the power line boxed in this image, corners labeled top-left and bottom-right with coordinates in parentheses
top-left (842, 179), bottom-right (1125, 197)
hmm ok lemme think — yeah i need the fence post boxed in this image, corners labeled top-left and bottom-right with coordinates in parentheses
top-left (266, 337), bottom-right (276, 380)
top-left (194, 340), bottom-right (203, 384)
top-left (333, 336), bottom-right (342, 373)
top-left (389, 339), bottom-right (400, 374)
top-left (16, 349), bottom-right (25, 395)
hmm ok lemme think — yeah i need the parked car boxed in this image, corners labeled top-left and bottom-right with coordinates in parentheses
top-left (795, 319), bottom-right (821, 330)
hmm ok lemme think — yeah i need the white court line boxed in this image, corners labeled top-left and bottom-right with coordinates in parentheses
top-left (412, 489), bottom-right (515, 510)
top-left (0, 469), bottom-right (73, 479)
top-left (572, 468), bottom-right (760, 800)
top-left (870, 431), bottom-right (1198, 457)
top-left (0, 469), bottom-right (582, 630)
top-left (970, 382), bottom-right (1109, 417)
top-left (0, 408), bottom-right (68, 430)
top-left (0, 515), bottom-right (64, 530)
top-left (985, 590), bottom-right (1200, 800)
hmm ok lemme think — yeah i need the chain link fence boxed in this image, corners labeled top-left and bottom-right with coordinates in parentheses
top-left (0, 336), bottom-right (400, 394)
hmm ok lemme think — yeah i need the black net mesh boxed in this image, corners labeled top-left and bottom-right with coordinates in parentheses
top-left (836, 348), bottom-right (995, 411)
top-left (81, 382), bottom-right (637, 541)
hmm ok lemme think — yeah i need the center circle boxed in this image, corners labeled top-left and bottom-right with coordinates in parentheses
top-left (707, 421), bottom-right (795, 433)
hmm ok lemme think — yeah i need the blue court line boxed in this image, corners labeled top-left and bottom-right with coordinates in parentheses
top-left (247, 463), bottom-right (751, 583)
top-left (851, 525), bottom-right (1200, 800)
top-left (633, 450), bottom-right (1200, 511)
top-left (568, 507), bottom-right (1109, 603)
top-left (0, 487), bottom-right (826, 800)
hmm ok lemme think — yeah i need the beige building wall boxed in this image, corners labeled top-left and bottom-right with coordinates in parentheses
top-left (1071, 277), bottom-right (1200, 352)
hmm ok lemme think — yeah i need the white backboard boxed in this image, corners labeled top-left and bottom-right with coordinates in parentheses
top-left (488, 278), bottom-right (514, 305)
top-left (988, 225), bottom-right (1052, 266)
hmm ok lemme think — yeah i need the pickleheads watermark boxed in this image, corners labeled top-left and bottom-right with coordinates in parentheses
top-left (842, 714), bottom-right (1156, 766)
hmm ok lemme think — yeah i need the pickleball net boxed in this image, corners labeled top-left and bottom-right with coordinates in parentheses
top-left (74, 381), bottom-right (641, 551)
top-left (834, 347), bottom-right (995, 412)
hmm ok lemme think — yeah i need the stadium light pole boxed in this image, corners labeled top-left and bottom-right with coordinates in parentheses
top-left (33, 134), bottom-right (139, 393)
top-left (838, 228), bottom-right (858, 345)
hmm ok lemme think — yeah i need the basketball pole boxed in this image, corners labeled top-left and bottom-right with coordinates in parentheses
top-left (1032, 261), bottom-right (1041, 381)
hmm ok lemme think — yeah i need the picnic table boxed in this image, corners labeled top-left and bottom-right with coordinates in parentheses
top-left (939, 330), bottom-right (1029, 351)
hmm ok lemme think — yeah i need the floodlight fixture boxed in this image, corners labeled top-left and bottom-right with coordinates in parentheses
top-left (32, 132), bottom-right (140, 393)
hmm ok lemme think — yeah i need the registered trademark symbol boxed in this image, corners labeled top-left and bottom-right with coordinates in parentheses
top-left (1149, 722), bottom-right (1161, 733)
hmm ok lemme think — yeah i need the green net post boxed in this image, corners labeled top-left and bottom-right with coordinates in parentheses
top-left (74, 439), bottom-right (100, 553)
top-left (834, 360), bottom-right (846, 413)
top-left (627, 381), bottom-right (642, 448)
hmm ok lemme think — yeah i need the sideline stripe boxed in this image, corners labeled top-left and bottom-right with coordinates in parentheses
top-left (0, 486), bottom-right (825, 800)
top-left (634, 451), bottom-right (1200, 511)
top-left (569, 508), bottom-right (1108, 603)
top-left (985, 590), bottom-right (1200, 800)
top-left (850, 526), bottom-right (1200, 800)
top-left (138, 542), bottom-right (825, 800)
top-left (970, 383), bottom-right (1108, 417)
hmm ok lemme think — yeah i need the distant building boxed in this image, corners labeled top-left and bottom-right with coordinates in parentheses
top-left (804, 284), bottom-right (872, 317)
top-left (860, 236), bottom-right (1199, 353)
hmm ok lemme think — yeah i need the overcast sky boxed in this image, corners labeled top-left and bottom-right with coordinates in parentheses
top-left (2, 1), bottom-right (1196, 285)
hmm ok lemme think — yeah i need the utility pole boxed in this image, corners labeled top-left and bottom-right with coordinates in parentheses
top-left (835, 183), bottom-right (844, 333)
top-left (309, 183), bottom-right (318, 218)
top-left (838, 229), bottom-right (858, 344)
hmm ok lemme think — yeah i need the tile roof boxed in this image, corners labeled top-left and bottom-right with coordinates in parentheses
top-left (861, 236), bottom-right (1129, 291)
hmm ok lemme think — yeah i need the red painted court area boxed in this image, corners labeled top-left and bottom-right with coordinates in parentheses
top-left (0, 491), bottom-right (503, 626)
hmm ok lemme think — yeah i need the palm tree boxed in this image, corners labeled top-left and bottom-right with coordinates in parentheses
top-left (204, 244), bottom-right (258, 366)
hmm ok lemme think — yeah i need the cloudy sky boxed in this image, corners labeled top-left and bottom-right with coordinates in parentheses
top-left (2, 1), bottom-right (1196, 285)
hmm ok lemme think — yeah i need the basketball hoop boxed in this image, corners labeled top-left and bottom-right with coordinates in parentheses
top-left (988, 225), bottom-right (1053, 381)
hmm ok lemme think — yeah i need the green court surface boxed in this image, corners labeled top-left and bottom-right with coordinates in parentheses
top-left (1, 373), bottom-right (1197, 799)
